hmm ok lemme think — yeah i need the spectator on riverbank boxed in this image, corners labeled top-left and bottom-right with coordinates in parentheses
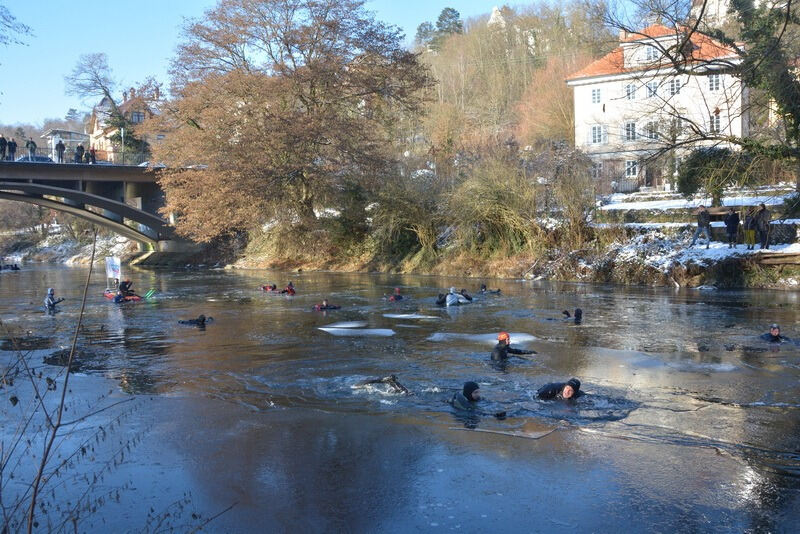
top-left (25, 137), bottom-right (36, 160)
top-left (0, 134), bottom-right (6, 160)
top-left (756, 203), bottom-right (771, 249)
top-left (724, 207), bottom-right (740, 248)
top-left (7, 138), bottom-right (17, 161)
top-left (56, 140), bottom-right (66, 163)
top-left (744, 208), bottom-right (757, 250)
top-left (690, 205), bottom-right (711, 249)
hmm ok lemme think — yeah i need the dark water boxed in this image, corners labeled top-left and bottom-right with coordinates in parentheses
top-left (1, 265), bottom-right (800, 531)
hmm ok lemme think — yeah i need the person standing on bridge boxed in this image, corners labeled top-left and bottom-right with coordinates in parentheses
top-left (55, 139), bottom-right (66, 163)
top-left (83, 149), bottom-right (91, 164)
top-left (7, 138), bottom-right (16, 161)
top-left (25, 137), bottom-right (36, 160)
top-left (75, 144), bottom-right (84, 163)
top-left (89, 146), bottom-right (96, 164)
top-left (0, 134), bottom-right (6, 160)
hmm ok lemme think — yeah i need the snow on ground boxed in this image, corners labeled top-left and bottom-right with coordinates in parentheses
top-left (594, 219), bottom-right (800, 230)
top-left (601, 193), bottom-right (791, 211)
top-left (612, 230), bottom-right (800, 274)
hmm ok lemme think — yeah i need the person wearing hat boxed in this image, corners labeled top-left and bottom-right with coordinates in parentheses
top-left (43, 288), bottom-right (64, 314)
top-left (313, 298), bottom-right (341, 311)
top-left (451, 381), bottom-right (481, 410)
top-left (280, 282), bottom-right (295, 295)
top-left (536, 378), bottom-right (583, 400)
top-left (388, 287), bottom-right (404, 301)
top-left (761, 324), bottom-right (790, 343)
top-left (491, 332), bottom-right (537, 361)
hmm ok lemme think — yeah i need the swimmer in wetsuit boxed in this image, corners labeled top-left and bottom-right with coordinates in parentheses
top-left (314, 299), bottom-right (341, 311)
top-left (491, 331), bottom-right (536, 361)
top-left (761, 323), bottom-right (790, 343)
top-left (179, 314), bottom-right (212, 327)
top-left (536, 378), bottom-right (583, 400)
top-left (451, 381), bottom-right (481, 410)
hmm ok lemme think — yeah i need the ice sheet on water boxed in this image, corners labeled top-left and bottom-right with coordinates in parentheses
top-left (383, 313), bottom-right (440, 319)
top-left (319, 327), bottom-right (395, 336)
top-left (323, 321), bottom-right (368, 329)
top-left (426, 332), bottom-right (537, 344)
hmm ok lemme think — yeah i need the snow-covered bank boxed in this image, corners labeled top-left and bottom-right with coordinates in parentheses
top-left (600, 184), bottom-right (796, 212)
top-left (1, 231), bottom-right (139, 265)
top-left (529, 226), bottom-right (800, 289)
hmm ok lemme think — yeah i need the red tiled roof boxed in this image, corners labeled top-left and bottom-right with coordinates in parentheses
top-left (566, 24), bottom-right (738, 81)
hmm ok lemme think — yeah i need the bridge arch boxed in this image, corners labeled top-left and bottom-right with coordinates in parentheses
top-left (0, 182), bottom-right (172, 244)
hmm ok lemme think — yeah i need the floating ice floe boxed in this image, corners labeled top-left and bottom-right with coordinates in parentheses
top-left (426, 332), bottom-right (537, 344)
top-left (319, 327), bottom-right (395, 337)
top-left (383, 313), bottom-right (440, 320)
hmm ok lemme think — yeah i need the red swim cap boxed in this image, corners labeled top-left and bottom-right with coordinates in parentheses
top-left (497, 331), bottom-right (510, 341)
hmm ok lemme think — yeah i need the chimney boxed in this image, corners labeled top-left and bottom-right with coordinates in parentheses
top-left (154, 86), bottom-right (160, 100)
top-left (123, 90), bottom-right (128, 102)
top-left (619, 29), bottom-right (629, 41)
top-left (130, 87), bottom-right (136, 99)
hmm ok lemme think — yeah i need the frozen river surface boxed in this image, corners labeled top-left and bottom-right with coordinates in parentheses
top-left (1, 266), bottom-right (799, 532)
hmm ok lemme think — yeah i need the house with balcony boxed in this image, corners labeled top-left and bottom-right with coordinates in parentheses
top-left (88, 87), bottom-right (162, 164)
top-left (565, 24), bottom-right (748, 192)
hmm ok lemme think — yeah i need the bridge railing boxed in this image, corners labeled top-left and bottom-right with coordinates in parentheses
top-left (2, 146), bottom-right (149, 166)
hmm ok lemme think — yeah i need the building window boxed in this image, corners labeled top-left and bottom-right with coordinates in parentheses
top-left (625, 160), bottom-right (638, 177)
top-left (591, 88), bottom-right (601, 104)
top-left (130, 111), bottom-right (145, 124)
top-left (708, 74), bottom-right (720, 91)
top-left (645, 121), bottom-right (659, 140)
top-left (646, 81), bottom-right (658, 98)
top-left (709, 113), bottom-right (721, 133)
top-left (623, 121), bottom-right (637, 141)
top-left (644, 45), bottom-right (659, 62)
top-left (590, 161), bottom-right (603, 180)
top-left (668, 78), bottom-right (681, 96)
top-left (625, 84), bottom-right (636, 100)
top-left (590, 125), bottom-right (606, 144)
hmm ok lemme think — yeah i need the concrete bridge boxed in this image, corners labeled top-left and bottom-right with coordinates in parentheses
top-left (0, 161), bottom-right (175, 246)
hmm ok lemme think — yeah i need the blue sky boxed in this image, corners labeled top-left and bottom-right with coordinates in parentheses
top-left (0, 0), bottom-right (501, 125)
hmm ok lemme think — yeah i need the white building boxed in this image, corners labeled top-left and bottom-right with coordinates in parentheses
top-left (566, 24), bottom-right (748, 192)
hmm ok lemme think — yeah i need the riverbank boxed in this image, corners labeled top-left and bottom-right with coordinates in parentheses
top-left (231, 225), bottom-right (800, 290)
top-left (0, 229), bottom-right (139, 265)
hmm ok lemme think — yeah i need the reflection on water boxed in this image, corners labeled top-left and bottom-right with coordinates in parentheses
top-left (2, 265), bottom-right (800, 528)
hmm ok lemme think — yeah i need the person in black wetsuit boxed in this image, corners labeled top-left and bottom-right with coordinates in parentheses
top-left (354, 375), bottom-right (410, 395)
top-left (435, 293), bottom-right (447, 307)
top-left (761, 324), bottom-right (790, 343)
top-left (313, 299), bottom-right (341, 311)
top-left (562, 308), bottom-right (583, 324)
top-left (451, 381), bottom-right (481, 410)
top-left (179, 314), bottom-right (212, 327)
top-left (479, 284), bottom-right (501, 294)
top-left (280, 282), bottom-right (295, 295)
top-left (491, 332), bottom-right (536, 361)
top-left (118, 279), bottom-right (134, 296)
top-left (43, 288), bottom-right (64, 315)
top-left (536, 378), bottom-right (583, 400)
top-left (460, 289), bottom-right (473, 302)
top-left (388, 287), bottom-right (404, 301)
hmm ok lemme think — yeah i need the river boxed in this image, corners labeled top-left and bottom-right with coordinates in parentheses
top-left (1, 265), bottom-right (799, 532)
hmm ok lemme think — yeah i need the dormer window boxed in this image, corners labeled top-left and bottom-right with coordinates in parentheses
top-left (130, 111), bottom-right (145, 124)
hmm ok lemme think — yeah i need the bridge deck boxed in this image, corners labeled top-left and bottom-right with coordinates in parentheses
top-left (0, 161), bottom-right (158, 183)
